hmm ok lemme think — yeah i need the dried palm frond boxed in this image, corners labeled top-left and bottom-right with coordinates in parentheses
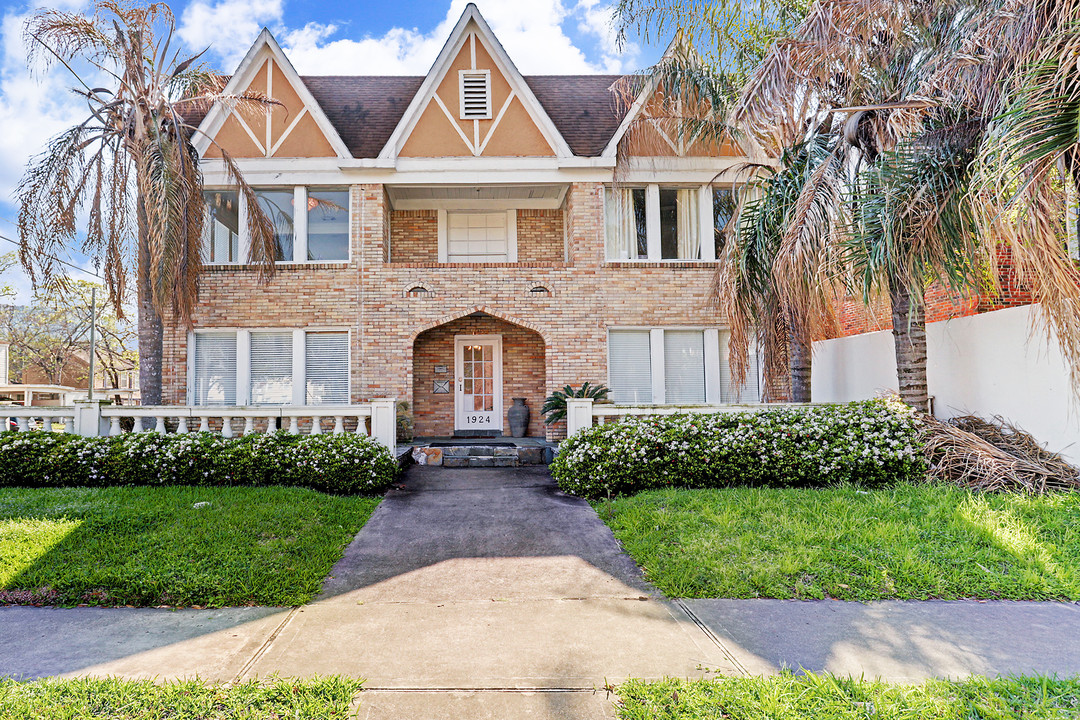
top-left (922, 415), bottom-right (1080, 494)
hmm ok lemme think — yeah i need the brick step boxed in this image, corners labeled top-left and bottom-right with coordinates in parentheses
top-left (408, 445), bottom-right (550, 467)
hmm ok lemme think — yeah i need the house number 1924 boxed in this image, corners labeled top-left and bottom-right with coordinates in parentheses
top-left (465, 415), bottom-right (488, 424)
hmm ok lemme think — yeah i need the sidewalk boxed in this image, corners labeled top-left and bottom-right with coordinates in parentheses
top-left (2, 466), bottom-right (1079, 719)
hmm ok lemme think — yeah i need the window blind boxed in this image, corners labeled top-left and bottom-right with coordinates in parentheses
top-left (250, 331), bottom-right (293, 405)
top-left (608, 330), bottom-right (652, 403)
top-left (306, 332), bottom-right (350, 405)
top-left (193, 332), bottom-right (237, 406)
top-left (664, 330), bottom-right (706, 403)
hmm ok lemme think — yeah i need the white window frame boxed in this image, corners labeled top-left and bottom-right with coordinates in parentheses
top-left (205, 186), bottom-right (352, 265)
top-left (458, 69), bottom-right (492, 120)
top-left (607, 327), bottom-right (760, 405)
top-left (437, 209), bottom-right (518, 263)
top-left (187, 327), bottom-right (351, 406)
top-left (605, 184), bottom-right (720, 262)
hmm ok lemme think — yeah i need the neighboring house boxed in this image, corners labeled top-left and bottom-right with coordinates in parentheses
top-left (19, 347), bottom-right (139, 404)
top-left (177, 4), bottom-right (762, 439)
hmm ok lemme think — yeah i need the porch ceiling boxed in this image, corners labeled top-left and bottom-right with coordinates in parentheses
top-left (386, 184), bottom-right (568, 210)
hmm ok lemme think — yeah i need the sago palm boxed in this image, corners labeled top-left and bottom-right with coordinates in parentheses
top-left (17, 0), bottom-right (278, 404)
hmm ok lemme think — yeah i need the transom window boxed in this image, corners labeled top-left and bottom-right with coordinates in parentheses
top-left (202, 187), bottom-right (350, 264)
top-left (607, 328), bottom-right (761, 405)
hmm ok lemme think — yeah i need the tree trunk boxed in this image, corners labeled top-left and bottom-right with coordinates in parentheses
top-left (888, 269), bottom-right (929, 411)
top-left (787, 309), bottom-right (812, 403)
top-left (136, 194), bottom-right (164, 406)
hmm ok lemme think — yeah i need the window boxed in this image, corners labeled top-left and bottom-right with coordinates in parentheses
top-left (307, 189), bottom-right (350, 261)
top-left (193, 332), bottom-right (237, 405)
top-left (250, 331), bottom-right (293, 404)
top-left (203, 187), bottom-right (350, 264)
top-left (191, 330), bottom-right (350, 406)
top-left (608, 330), bottom-right (652, 403)
top-left (608, 328), bottom-right (761, 405)
top-left (459, 70), bottom-right (491, 119)
top-left (607, 184), bottom-right (733, 261)
top-left (713, 187), bottom-right (737, 259)
top-left (202, 191), bottom-right (240, 264)
top-left (306, 332), bottom-right (350, 404)
top-left (444, 211), bottom-right (517, 262)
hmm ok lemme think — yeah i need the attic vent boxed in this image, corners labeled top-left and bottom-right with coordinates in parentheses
top-left (459, 70), bottom-right (492, 119)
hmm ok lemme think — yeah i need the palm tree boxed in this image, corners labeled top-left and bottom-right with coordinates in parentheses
top-left (16, 0), bottom-right (278, 405)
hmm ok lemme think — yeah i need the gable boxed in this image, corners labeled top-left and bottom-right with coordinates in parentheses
top-left (616, 84), bottom-right (742, 159)
top-left (197, 30), bottom-right (350, 160)
top-left (385, 7), bottom-right (572, 160)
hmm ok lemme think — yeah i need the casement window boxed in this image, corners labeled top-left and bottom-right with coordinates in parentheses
top-left (459, 70), bottom-right (492, 119)
top-left (202, 191), bottom-right (240, 264)
top-left (606, 184), bottom-right (737, 262)
top-left (438, 210), bottom-right (518, 262)
top-left (607, 328), bottom-right (761, 404)
top-left (203, 187), bottom-right (350, 264)
top-left (190, 330), bottom-right (350, 406)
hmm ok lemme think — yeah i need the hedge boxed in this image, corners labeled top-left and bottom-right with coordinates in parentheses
top-left (0, 430), bottom-right (398, 495)
top-left (551, 399), bottom-right (925, 499)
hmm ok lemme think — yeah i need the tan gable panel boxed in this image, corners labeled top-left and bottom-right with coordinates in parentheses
top-left (203, 114), bottom-right (264, 158)
top-left (400, 101), bottom-right (473, 156)
top-left (481, 97), bottom-right (556, 157)
top-left (273, 112), bottom-right (337, 158)
top-left (619, 84), bottom-right (742, 158)
top-left (269, 61), bottom-right (306, 143)
top-left (399, 28), bottom-right (554, 158)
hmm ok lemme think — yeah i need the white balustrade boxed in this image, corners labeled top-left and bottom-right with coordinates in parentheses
top-left (2, 407), bottom-right (78, 434)
top-left (566, 398), bottom-right (821, 437)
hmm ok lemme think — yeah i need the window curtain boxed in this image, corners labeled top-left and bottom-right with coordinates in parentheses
top-left (605, 188), bottom-right (637, 260)
top-left (676, 188), bottom-right (700, 259)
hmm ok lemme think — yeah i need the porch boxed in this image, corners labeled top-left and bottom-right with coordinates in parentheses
top-left (403, 436), bottom-right (557, 467)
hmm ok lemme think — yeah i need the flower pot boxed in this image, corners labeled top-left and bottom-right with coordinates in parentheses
top-left (508, 397), bottom-right (530, 438)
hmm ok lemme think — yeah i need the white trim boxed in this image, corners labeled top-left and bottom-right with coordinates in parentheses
top-left (193, 28), bottom-right (352, 159)
top-left (236, 330), bottom-right (252, 406)
top-left (454, 334), bottom-right (504, 432)
top-left (437, 208), bottom-right (449, 262)
top-left (703, 328), bottom-right (721, 403)
top-left (699, 185), bottom-right (715, 261)
top-left (293, 186), bottom-right (308, 262)
top-left (645, 184), bottom-right (661, 260)
top-left (432, 92), bottom-right (477, 154)
top-left (392, 196), bottom-right (563, 211)
top-left (269, 106), bottom-right (311, 157)
top-left (378, 6), bottom-right (572, 160)
top-left (478, 90), bottom-right (516, 155)
top-left (186, 331), bottom-right (196, 403)
top-left (506, 209), bottom-right (518, 262)
top-left (238, 192), bottom-right (252, 263)
top-left (291, 329), bottom-right (306, 405)
top-left (649, 328), bottom-right (665, 404)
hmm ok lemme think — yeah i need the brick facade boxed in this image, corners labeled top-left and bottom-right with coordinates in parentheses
top-left (166, 182), bottom-right (728, 439)
top-left (389, 210), bottom-right (438, 263)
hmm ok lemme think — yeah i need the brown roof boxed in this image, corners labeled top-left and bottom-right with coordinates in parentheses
top-left (190, 74), bottom-right (630, 158)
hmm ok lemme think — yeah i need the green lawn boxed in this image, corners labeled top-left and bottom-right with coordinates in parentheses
top-left (0, 486), bottom-right (380, 607)
top-left (617, 674), bottom-right (1080, 720)
top-left (0, 677), bottom-right (362, 719)
top-left (594, 485), bottom-right (1080, 600)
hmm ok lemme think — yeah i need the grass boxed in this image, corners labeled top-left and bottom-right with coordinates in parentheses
top-left (593, 484), bottom-right (1080, 600)
top-left (0, 486), bottom-right (381, 607)
top-left (616, 674), bottom-right (1080, 720)
top-left (0, 676), bottom-right (363, 719)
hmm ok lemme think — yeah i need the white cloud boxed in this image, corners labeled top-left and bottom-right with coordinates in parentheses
top-left (179, 0), bottom-right (637, 76)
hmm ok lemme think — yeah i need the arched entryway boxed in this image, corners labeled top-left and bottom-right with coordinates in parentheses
top-left (412, 311), bottom-right (546, 438)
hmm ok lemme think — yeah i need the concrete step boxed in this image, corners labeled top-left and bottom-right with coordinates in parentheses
top-left (407, 444), bottom-right (553, 467)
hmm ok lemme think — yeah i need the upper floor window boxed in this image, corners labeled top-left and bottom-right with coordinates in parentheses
top-left (438, 210), bottom-right (518, 263)
top-left (606, 184), bottom-right (737, 262)
top-left (202, 186), bottom-right (350, 264)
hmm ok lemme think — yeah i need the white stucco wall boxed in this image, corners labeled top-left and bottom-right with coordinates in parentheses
top-left (812, 304), bottom-right (1080, 464)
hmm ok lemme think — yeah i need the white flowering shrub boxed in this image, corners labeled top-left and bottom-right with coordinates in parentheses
top-left (551, 399), bottom-right (925, 499)
top-left (0, 430), bottom-right (397, 495)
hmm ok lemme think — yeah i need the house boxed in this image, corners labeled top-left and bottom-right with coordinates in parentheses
top-left (175, 4), bottom-right (761, 440)
top-left (0, 341), bottom-right (138, 406)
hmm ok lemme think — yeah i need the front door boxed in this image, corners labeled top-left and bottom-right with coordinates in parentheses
top-left (454, 335), bottom-right (503, 433)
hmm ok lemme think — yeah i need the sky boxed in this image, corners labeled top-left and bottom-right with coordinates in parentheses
top-left (0, 0), bottom-right (665, 303)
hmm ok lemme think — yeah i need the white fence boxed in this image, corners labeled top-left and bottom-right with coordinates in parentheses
top-left (565, 398), bottom-right (815, 436)
top-left (1, 399), bottom-right (397, 454)
top-left (812, 303), bottom-right (1079, 465)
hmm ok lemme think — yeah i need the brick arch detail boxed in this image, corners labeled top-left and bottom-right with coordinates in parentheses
top-left (409, 305), bottom-right (550, 346)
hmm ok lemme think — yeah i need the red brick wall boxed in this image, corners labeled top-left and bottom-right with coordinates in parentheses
top-left (412, 315), bottom-right (545, 437)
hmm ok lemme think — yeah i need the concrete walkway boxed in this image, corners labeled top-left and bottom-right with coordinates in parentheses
top-left (2, 466), bottom-right (1080, 718)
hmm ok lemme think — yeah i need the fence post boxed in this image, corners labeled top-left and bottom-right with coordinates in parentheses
top-left (565, 398), bottom-right (594, 437)
top-left (370, 398), bottom-right (397, 456)
top-left (73, 399), bottom-right (109, 437)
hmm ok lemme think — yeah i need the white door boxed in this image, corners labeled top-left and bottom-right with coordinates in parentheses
top-left (455, 335), bottom-right (503, 432)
